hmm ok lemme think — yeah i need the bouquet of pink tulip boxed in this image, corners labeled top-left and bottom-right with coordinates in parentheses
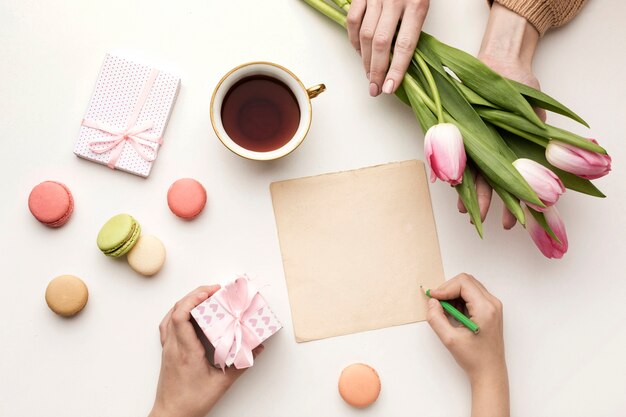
top-left (303, 0), bottom-right (612, 258)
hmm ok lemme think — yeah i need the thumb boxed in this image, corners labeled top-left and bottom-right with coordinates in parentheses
top-left (426, 298), bottom-right (457, 347)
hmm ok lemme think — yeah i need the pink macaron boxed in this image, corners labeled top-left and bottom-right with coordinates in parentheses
top-left (167, 178), bottom-right (207, 219)
top-left (28, 181), bottom-right (74, 228)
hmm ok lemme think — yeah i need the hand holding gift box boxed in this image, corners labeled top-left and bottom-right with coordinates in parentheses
top-left (191, 275), bottom-right (282, 370)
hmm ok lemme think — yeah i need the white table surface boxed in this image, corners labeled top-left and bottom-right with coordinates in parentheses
top-left (1, 0), bottom-right (625, 416)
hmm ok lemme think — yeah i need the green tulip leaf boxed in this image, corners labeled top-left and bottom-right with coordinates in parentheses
top-left (394, 83), bottom-right (411, 107)
top-left (417, 32), bottom-right (544, 128)
top-left (454, 79), bottom-right (496, 108)
top-left (455, 167), bottom-right (484, 238)
top-left (477, 107), bottom-right (606, 154)
top-left (546, 125), bottom-right (607, 154)
top-left (510, 80), bottom-right (589, 128)
top-left (483, 177), bottom-right (526, 226)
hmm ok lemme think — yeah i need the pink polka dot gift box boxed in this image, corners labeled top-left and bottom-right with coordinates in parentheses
top-left (191, 275), bottom-right (282, 370)
top-left (74, 54), bottom-right (180, 178)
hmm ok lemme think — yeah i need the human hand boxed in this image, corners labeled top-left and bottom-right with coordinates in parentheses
top-left (427, 273), bottom-right (509, 417)
top-left (149, 286), bottom-right (263, 417)
top-left (347, 0), bottom-right (429, 96)
top-left (457, 2), bottom-right (544, 229)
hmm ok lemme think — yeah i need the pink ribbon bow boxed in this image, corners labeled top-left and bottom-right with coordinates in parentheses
top-left (209, 277), bottom-right (266, 370)
top-left (82, 68), bottom-right (162, 169)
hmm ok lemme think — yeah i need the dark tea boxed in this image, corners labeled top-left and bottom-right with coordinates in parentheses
top-left (221, 75), bottom-right (301, 152)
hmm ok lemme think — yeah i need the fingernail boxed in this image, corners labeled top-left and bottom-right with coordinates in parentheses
top-left (199, 292), bottom-right (208, 298)
top-left (369, 82), bottom-right (379, 97)
top-left (366, 72), bottom-right (370, 80)
top-left (356, 49), bottom-right (361, 56)
top-left (428, 298), bottom-right (439, 308)
top-left (382, 79), bottom-right (394, 94)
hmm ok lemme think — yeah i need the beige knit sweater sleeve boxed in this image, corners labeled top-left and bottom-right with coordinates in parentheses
top-left (489, 0), bottom-right (588, 36)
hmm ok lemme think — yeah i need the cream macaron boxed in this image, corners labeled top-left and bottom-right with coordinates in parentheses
top-left (127, 235), bottom-right (166, 276)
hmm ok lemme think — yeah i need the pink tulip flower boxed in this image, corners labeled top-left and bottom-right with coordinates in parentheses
top-left (523, 205), bottom-right (568, 259)
top-left (424, 123), bottom-right (466, 186)
top-left (513, 158), bottom-right (565, 211)
top-left (546, 139), bottom-right (612, 180)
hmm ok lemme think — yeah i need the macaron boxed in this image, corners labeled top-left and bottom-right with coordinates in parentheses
top-left (127, 235), bottom-right (166, 276)
top-left (167, 178), bottom-right (207, 219)
top-left (97, 214), bottom-right (141, 257)
top-left (45, 275), bottom-right (89, 317)
top-left (28, 181), bottom-right (74, 227)
top-left (338, 363), bottom-right (381, 408)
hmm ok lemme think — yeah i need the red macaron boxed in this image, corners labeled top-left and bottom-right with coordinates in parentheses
top-left (28, 181), bottom-right (74, 228)
top-left (167, 178), bottom-right (207, 219)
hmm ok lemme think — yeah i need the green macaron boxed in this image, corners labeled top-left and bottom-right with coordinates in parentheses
top-left (97, 214), bottom-right (141, 257)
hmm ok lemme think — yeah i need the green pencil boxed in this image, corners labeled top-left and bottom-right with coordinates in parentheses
top-left (423, 288), bottom-right (480, 334)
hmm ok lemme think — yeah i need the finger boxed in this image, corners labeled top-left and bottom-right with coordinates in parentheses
top-left (359, 0), bottom-right (382, 82)
top-left (369, 3), bottom-right (403, 96)
top-left (535, 107), bottom-right (547, 123)
top-left (429, 273), bottom-right (492, 316)
top-left (475, 174), bottom-right (492, 222)
top-left (502, 206), bottom-right (517, 229)
top-left (170, 287), bottom-right (218, 348)
top-left (159, 307), bottom-right (174, 346)
top-left (383, 3), bottom-right (427, 95)
top-left (252, 344), bottom-right (265, 359)
top-left (347, 0), bottom-right (367, 52)
top-left (457, 196), bottom-right (468, 213)
top-left (427, 298), bottom-right (467, 347)
top-left (182, 284), bottom-right (221, 300)
top-left (464, 274), bottom-right (503, 309)
top-left (171, 286), bottom-right (219, 324)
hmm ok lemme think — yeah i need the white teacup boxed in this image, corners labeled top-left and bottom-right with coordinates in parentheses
top-left (210, 61), bottom-right (325, 161)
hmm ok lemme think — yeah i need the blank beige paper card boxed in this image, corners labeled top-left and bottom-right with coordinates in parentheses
top-left (270, 160), bottom-right (445, 342)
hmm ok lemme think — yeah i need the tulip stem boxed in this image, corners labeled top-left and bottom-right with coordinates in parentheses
top-left (415, 52), bottom-right (444, 124)
top-left (403, 75), bottom-right (437, 115)
top-left (302, 0), bottom-right (347, 27)
top-left (488, 120), bottom-right (549, 147)
top-left (330, 0), bottom-right (350, 12)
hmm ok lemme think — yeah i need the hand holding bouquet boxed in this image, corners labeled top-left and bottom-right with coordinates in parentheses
top-left (303, 0), bottom-right (611, 258)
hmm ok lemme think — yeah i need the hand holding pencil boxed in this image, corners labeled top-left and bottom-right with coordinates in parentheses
top-left (426, 273), bottom-right (510, 417)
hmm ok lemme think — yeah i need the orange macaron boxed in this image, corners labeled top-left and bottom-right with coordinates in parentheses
top-left (338, 363), bottom-right (381, 408)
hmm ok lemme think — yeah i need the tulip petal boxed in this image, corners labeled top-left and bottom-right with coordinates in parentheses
top-left (523, 205), bottom-right (568, 259)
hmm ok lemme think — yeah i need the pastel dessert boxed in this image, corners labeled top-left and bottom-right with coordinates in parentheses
top-left (97, 213), bottom-right (141, 257)
top-left (338, 363), bottom-right (381, 408)
top-left (127, 235), bottom-right (166, 276)
top-left (167, 178), bottom-right (207, 219)
top-left (28, 181), bottom-right (74, 227)
top-left (45, 275), bottom-right (89, 317)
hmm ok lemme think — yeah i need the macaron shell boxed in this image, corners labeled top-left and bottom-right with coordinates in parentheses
top-left (45, 275), bottom-right (89, 317)
top-left (97, 214), bottom-right (137, 254)
top-left (338, 363), bottom-right (381, 408)
top-left (28, 181), bottom-right (74, 227)
top-left (127, 235), bottom-right (166, 276)
top-left (46, 192), bottom-right (74, 228)
top-left (167, 178), bottom-right (207, 219)
top-left (107, 221), bottom-right (141, 257)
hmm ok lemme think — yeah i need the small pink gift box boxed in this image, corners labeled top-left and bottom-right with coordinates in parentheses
top-left (191, 276), bottom-right (282, 369)
top-left (74, 54), bottom-right (180, 177)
